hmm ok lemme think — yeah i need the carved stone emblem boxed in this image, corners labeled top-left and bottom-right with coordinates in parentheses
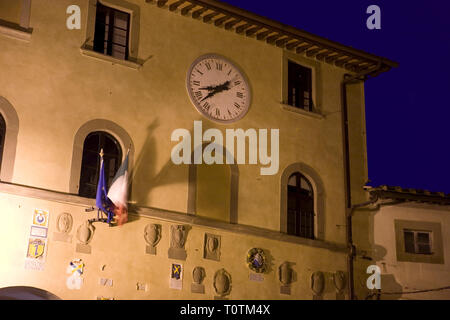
top-left (193, 267), bottom-right (205, 284)
top-left (168, 225), bottom-right (187, 260)
top-left (144, 224), bottom-right (161, 255)
top-left (213, 269), bottom-right (231, 297)
top-left (333, 271), bottom-right (346, 300)
top-left (77, 221), bottom-right (94, 245)
top-left (279, 262), bottom-right (293, 285)
top-left (279, 262), bottom-right (294, 295)
top-left (191, 266), bottom-right (206, 294)
top-left (246, 248), bottom-right (267, 273)
top-left (53, 212), bottom-right (73, 243)
top-left (204, 233), bottom-right (221, 261)
top-left (57, 213), bottom-right (73, 233)
top-left (171, 225), bottom-right (186, 248)
top-left (311, 271), bottom-right (325, 298)
top-left (75, 221), bottom-right (95, 254)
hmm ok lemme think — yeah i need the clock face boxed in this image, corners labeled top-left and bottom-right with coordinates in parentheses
top-left (186, 54), bottom-right (251, 123)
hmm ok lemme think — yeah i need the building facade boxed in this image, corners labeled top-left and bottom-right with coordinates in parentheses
top-left (360, 186), bottom-right (450, 300)
top-left (0, 0), bottom-right (396, 299)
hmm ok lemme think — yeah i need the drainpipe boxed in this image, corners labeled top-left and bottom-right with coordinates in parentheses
top-left (341, 61), bottom-right (386, 300)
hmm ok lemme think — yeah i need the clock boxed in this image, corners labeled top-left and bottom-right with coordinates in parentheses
top-left (186, 54), bottom-right (251, 123)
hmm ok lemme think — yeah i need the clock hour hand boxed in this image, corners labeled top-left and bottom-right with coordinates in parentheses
top-left (200, 82), bottom-right (229, 101)
top-left (200, 90), bottom-right (218, 102)
top-left (198, 84), bottom-right (217, 91)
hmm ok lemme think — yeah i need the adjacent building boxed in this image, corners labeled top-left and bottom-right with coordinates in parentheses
top-left (360, 186), bottom-right (450, 300)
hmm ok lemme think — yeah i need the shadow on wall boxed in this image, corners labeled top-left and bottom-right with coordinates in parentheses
top-left (379, 274), bottom-right (403, 300)
top-left (129, 118), bottom-right (189, 207)
top-left (129, 118), bottom-right (161, 206)
top-left (129, 118), bottom-right (234, 223)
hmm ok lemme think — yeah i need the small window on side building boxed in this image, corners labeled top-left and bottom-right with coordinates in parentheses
top-left (404, 230), bottom-right (432, 255)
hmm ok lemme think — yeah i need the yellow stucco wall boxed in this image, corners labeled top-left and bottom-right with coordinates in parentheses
top-left (0, 0), bottom-right (372, 299)
top-left (0, 0), bottom-right (21, 24)
top-left (0, 190), bottom-right (348, 300)
top-left (196, 163), bottom-right (231, 222)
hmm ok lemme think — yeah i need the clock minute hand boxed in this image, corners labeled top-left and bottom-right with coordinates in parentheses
top-left (214, 80), bottom-right (231, 93)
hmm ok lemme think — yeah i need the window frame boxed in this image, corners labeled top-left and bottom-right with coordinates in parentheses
top-left (282, 51), bottom-right (321, 115)
top-left (69, 119), bottom-right (134, 196)
top-left (78, 131), bottom-right (123, 199)
top-left (287, 172), bottom-right (315, 239)
top-left (403, 229), bottom-right (433, 255)
top-left (0, 113), bottom-right (6, 173)
top-left (93, 2), bottom-right (131, 61)
top-left (287, 60), bottom-right (313, 111)
top-left (395, 220), bottom-right (444, 264)
top-left (0, 97), bottom-right (19, 182)
top-left (280, 163), bottom-right (325, 241)
top-left (81, 0), bottom-right (142, 68)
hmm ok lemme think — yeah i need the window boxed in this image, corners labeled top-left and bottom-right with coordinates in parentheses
top-left (404, 230), bottom-right (432, 255)
top-left (287, 172), bottom-right (314, 239)
top-left (93, 2), bottom-right (130, 60)
top-left (288, 60), bottom-right (313, 111)
top-left (0, 113), bottom-right (5, 172)
top-left (0, 96), bottom-right (19, 182)
top-left (78, 131), bottom-right (122, 198)
top-left (394, 220), bottom-right (444, 264)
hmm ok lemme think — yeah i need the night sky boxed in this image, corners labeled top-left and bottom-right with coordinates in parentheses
top-left (219, 0), bottom-right (450, 194)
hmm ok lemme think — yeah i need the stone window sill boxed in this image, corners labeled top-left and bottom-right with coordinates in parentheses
top-left (80, 46), bottom-right (142, 70)
top-left (281, 103), bottom-right (324, 120)
top-left (0, 23), bottom-right (32, 42)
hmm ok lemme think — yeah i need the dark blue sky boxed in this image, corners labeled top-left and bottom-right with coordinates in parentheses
top-left (220, 0), bottom-right (450, 194)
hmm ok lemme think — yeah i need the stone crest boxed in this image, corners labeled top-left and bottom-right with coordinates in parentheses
top-left (213, 268), bottom-right (231, 298)
top-left (311, 271), bottom-right (325, 299)
top-left (168, 225), bottom-right (187, 260)
top-left (57, 212), bottom-right (73, 233)
top-left (75, 221), bottom-right (95, 254)
top-left (144, 224), bottom-right (161, 255)
top-left (204, 233), bottom-right (221, 261)
top-left (191, 266), bottom-right (206, 294)
top-left (53, 212), bottom-right (73, 243)
top-left (333, 270), bottom-right (347, 300)
top-left (246, 248), bottom-right (267, 273)
top-left (279, 262), bottom-right (294, 295)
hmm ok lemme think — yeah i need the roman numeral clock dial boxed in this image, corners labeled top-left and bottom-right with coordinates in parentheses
top-left (187, 54), bottom-right (251, 123)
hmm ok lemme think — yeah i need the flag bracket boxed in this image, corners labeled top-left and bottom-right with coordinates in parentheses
top-left (88, 209), bottom-right (114, 227)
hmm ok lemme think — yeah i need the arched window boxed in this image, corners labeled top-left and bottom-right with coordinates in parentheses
top-left (287, 172), bottom-right (314, 239)
top-left (78, 131), bottom-right (122, 198)
top-left (0, 114), bottom-right (6, 173)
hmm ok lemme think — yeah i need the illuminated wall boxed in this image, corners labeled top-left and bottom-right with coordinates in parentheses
top-left (0, 0), bottom-right (372, 299)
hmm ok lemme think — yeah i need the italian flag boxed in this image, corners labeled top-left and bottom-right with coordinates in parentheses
top-left (107, 151), bottom-right (129, 226)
